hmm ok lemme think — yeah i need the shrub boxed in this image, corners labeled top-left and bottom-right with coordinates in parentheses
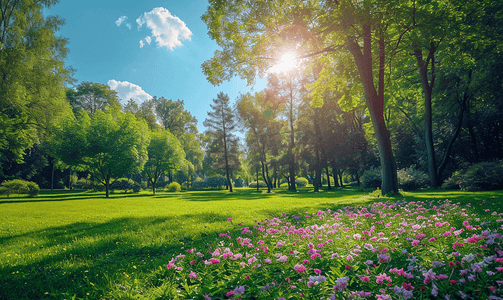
top-left (441, 171), bottom-right (463, 190)
top-left (26, 181), bottom-right (40, 197)
top-left (459, 160), bottom-right (503, 191)
top-left (0, 179), bottom-right (39, 197)
top-left (192, 176), bottom-right (229, 190)
top-left (110, 178), bottom-right (135, 193)
top-left (362, 167), bottom-right (382, 189)
top-left (206, 175), bottom-right (229, 189)
top-left (73, 178), bottom-right (91, 190)
top-left (132, 182), bottom-right (141, 193)
top-left (165, 182), bottom-right (181, 192)
top-left (295, 177), bottom-right (309, 187)
top-left (248, 181), bottom-right (267, 188)
top-left (234, 177), bottom-right (245, 187)
top-left (397, 165), bottom-right (429, 190)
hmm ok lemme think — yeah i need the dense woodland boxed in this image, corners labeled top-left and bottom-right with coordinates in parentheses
top-left (1, 0), bottom-right (503, 196)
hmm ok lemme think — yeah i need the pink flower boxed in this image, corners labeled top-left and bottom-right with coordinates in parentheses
top-left (294, 264), bottom-right (307, 273)
top-left (311, 253), bottom-right (321, 260)
top-left (376, 273), bottom-right (392, 284)
top-left (227, 218), bottom-right (232, 221)
top-left (452, 242), bottom-right (464, 249)
top-left (226, 291), bottom-right (234, 297)
top-left (443, 231), bottom-right (452, 237)
top-left (467, 235), bottom-right (480, 243)
top-left (190, 260), bottom-right (196, 265)
top-left (188, 271), bottom-right (198, 279)
top-left (359, 275), bottom-right (370, 283)
top-left (412, 240), bottom-right (420, 247)
top-left (314, 268), bottom-right (322, 275)
top-left (402, 282), bottom-right (414, 290)
top-left (209, 258), bottom-right (220, 264)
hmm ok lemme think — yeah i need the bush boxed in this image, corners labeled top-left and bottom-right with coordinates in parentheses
top-left (73, 178), bottom-right (91, 190)
top-left (456, 161), bottom-right (503, 191)
top-left (362, 167), bottom-right (382, 189)
top-left (26, 181), bottom-right (40, 197)
top-left (248, 181), bottom-right (268, 188)
top-left (207, 175), bottom-right (229, 189)
top-left (397, 165), bottom-right (429, 190)
top-left (110, 178), bottom-right (135, 193)
top-left (165, 182), bottom-right (181, 192)
top-left (0, 179), bottom-right (39, 197)
top-left (234, 177), bottom-right (245, 187)
top-left (295, 177), bottom-right (309, 187)
top-left (132, 182), bottom-right (141, 193)
top-left (441, 172), bottom-right (463, 190)
top-left (192, 176), bottom-right (229, 190)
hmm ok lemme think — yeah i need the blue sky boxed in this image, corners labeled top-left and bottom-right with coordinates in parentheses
top-left (44, 0), bottom-right (267, 134)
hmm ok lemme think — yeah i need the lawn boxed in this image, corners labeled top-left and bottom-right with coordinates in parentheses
top-left (0, 187), bottom-right (502, 299)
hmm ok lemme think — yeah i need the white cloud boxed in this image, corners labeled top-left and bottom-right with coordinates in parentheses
top-left (139, 39), bottom-right (145, 48)
top-left (115, 16), bottom-right (128, 27)
top-left (126, 23), bottom-right (132, 30)
top-left (145, 36), bottom-right (152, 45)
top-left (107, 80), bottom-right (152, 104)
top-left (135, 7), bottom-right (192, 50)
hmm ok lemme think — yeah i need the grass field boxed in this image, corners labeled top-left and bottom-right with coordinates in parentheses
top-left (1, 187), bottom-right (502, 299)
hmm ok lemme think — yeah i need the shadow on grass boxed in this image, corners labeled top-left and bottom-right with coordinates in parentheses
top-left (0, 190), bottom-right (155, 204)
top-left (0, 211), bottom-right (232, 299)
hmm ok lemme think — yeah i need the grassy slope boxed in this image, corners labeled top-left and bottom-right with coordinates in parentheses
top-left (0, 187), bottom-right (501, 299)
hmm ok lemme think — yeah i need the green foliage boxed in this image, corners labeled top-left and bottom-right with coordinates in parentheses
top-left (234, 177), bottom-right (245, 188)
top-left (443, 161), bottom-right (503, 191)
top-left (110, 178), bottom-right (135, 194)
top-left (0, 1), bottom-right (73, 169)
top-left (362, 167), bottom-right (382, 189)
top-left (144, 128), bottom-right (185, 194)
top-left (165, 182), bottom-right (181, 193)
top-left (295, 177), bottom-right (309, 187)
top-left (0, 179), bottom-right (39, 197)
top-left (192, 175), bottom-right (228, 190)
top-left (52, 108), bottom-right (150, 197)
top-left (397, 165), bottom-right (429, 191)
top-left (66, 82), bottom-right (121, 114)
top-left (248, 181), bottom-right (267, 188)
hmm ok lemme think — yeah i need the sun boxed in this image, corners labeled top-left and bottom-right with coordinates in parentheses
top-left (269, 51), bottom-right (298, 74)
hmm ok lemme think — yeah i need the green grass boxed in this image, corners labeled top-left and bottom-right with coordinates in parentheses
top-left (0, 187), bottom-right (502, 299)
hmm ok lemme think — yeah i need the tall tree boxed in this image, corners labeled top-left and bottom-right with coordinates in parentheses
top-left (52, 108), bottom-right (150, 197)
top-left (66, 82), bottom-right (121, 114)
top-left (266, 71), bottom-right (306, 191)
top-left (236, 92), bottom-right (283, 193)
top-left (144, 128), bottom-right (185, 195)
top-left (203, 92), bottom-right (238, 192)
top-left (153, 97), bottom-right (197, 138)
top-left (0, 0), bottom-right (73, 171)
top-left (202, 0), bottom-right (400, 194)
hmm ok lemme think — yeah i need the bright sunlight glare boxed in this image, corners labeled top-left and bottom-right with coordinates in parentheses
top-left (269, 51), bottom-right (298, 74)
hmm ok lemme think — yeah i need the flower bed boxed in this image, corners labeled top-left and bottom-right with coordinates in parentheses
top-left (164, 199), bottom-right (503, 299)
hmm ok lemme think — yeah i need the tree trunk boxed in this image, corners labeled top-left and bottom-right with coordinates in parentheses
top-left (256, 166), bottom-right (259, 192)
top-left (288, 91), bottom-right (296, 192)
top-left (332, 164), bottom-right (339, 187)
top-left (261, 162), bottom-right (271, 193)
top-left (347, 25), bottom-right (398, 195)
top-left (326, 167), bottom-right (332, 190)
top-left (51, 159), bottom-right (54, 191)
top-left (338, 169), bottom-right (344, 187)
top-left (414, 43), bottom-right (439, 187)
top-left (152, 178), bottom-right (157, 195)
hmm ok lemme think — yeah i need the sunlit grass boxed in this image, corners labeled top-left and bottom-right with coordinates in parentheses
top-left (0, 187), bottom-right (501, 299)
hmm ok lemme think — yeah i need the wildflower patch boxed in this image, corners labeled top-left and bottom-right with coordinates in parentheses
top-left (165, 199), bottom-right (503, 299)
